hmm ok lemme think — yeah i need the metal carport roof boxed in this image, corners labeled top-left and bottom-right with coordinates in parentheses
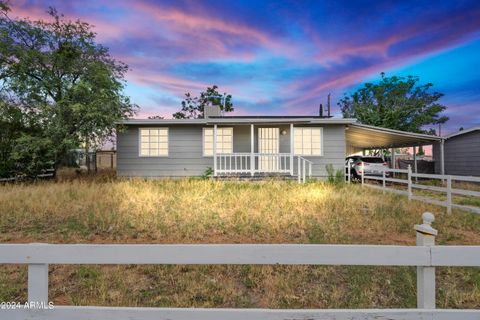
top-left (346, 123), bottom-right (443, 154)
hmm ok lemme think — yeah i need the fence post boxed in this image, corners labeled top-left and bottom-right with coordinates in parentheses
top-left (28, 243), bottom-right (49, 305)
top-left (297, 157), bottom-right (302, 183)
top-left (302, 159), bottom-right (306, 183)
top-left (407, 165), bottom-right (412, 201)
top-left (414, 212), bottom-right (437, 309)
top-left (361, 162), bottom-right (365, 186)
top-left (446, 176), bottom-right (452, 214)
top-left (382, 170), bottom-right (386, 194)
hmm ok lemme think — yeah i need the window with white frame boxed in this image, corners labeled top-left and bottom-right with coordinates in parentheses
top-left (139, 128), bottom-right (168, 156)
top-left (203, 127), bottom-right (233, 156)
top-left (294, 127), bottom-right (322, 156)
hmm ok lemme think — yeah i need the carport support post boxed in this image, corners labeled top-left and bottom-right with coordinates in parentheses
top-left (440, 140), bottom-right (445, 176)
top-left (390, 147), bottom-right (395, 169)
top-left (414, 212), bottom-right (437, 309)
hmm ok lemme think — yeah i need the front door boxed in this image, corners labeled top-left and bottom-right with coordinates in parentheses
top-left (258, 128), bottom-right (279, 172)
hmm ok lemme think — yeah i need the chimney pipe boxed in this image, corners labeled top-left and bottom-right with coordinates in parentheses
top-left (327, 93), bottom-right (331, 117)
top-left (319, 103), bottom-right (323, 117)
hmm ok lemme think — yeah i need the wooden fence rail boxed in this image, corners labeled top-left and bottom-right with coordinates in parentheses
top-left (1, 213), bottom-right (479, 320)
top-left (360, 165), bottom-right (480, 215)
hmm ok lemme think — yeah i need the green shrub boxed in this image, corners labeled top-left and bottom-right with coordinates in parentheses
top-left (326, 164), bottom-right (345, 186)
top-left (201, 167), bottom-right (214, 179)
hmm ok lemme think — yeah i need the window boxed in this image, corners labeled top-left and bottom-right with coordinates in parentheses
top-left (203, 127), bottom-right (233, 156)
top-left (294, 127), bottom-right (322, 156)
top-left (139, 128), bottom-right (168, 157)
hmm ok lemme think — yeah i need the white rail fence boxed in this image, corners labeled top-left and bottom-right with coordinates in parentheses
top-left (356, 164), bottom-right (480, 215)
top-left (1, 213), bottom-right (480, 319)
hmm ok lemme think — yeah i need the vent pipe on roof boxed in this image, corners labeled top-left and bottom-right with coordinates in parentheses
top-left (319, 103), bottom-right (323, 117)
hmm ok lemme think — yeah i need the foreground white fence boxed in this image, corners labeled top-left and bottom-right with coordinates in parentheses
top-left (359, 165), bottom-right (480, 215)
top-left (0, 213), bottom-right (479, 319)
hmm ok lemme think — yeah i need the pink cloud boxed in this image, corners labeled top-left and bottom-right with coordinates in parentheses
top-left (7, 1), bottom-right (130, 41)
top-left (125, 0), bottom-right (298, 60)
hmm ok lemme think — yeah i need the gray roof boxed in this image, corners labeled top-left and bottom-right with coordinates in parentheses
top-left (119, 117), bottom-right (358, 125)
top-left (445, 126), bottom-right (480, 139)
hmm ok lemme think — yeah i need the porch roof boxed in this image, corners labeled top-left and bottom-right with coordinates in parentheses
top-left (346, 123), bottom-right (443, 152)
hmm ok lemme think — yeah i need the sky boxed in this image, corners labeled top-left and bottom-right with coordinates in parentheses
top-left (8, 0), bottom-right (480, 135)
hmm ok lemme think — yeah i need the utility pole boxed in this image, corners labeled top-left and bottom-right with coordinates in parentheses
top-left (327, 93), bottom-right (331, 117)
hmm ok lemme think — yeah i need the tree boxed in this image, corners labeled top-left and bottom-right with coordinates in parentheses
top-left (339, 73), bottom-right (448, 134)
top-left (0, 94), bottom-right (52, 178)
top-left (0, 3), bottom-right (137, 174)
top-left (173, 85), bottom-right (233, 119)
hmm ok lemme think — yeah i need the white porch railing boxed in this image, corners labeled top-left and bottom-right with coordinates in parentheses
top-left (297, 156), bottom-right (313, 183)
top-left (214, 153), bottom-right (312, 183)
top-left (1, 213), bottom-right (480, 319)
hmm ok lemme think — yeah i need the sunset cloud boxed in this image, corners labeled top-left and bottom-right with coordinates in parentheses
top-left (7, 0), bottom-right (480, 134)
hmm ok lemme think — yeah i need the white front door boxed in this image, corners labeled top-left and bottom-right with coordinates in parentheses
top-left (258, 127), bottom-right (279, 172)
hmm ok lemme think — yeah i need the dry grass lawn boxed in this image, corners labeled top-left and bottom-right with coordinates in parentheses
top-left (0, 175), bottom-right (479, 309)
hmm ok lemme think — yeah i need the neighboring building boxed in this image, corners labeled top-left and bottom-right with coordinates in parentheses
top-left (117, 105), bottom-right (442, 179)
top-left (433, 127), bottom-right (480, 176)
top-left (96, 150), bottom-right (117, 169)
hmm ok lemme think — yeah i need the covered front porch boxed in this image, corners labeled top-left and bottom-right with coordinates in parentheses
top-left (210, 123), bottom-right (313, 182)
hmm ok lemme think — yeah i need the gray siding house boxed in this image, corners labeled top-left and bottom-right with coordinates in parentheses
top-left (117, 106), bottom-right (442, 179)
top-left (433, 127), bottom-right (480, 176)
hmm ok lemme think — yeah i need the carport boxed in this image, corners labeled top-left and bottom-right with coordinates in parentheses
top-left (345, 123), bottom-right (445, 174)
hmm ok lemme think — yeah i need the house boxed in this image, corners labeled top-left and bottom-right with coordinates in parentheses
top-left (117, 106), bottom-right (443, 180)
top-left (433, 126), bottom-right (480, 176)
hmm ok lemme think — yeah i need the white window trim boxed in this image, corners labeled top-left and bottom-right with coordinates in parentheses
top-left (138, 127), bottom-right (169, 157)
top-left (293, 127), bottom-right (324, 157)
top-left (203, 127), bottom-right (233, 157)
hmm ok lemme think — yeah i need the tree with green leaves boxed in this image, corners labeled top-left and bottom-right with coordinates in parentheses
top-left (173, 85), bottom-right (233, 119)
top-left (0, 2), bottom-right (137, 175)
top-left (339, 73), bottom-right (448, 134)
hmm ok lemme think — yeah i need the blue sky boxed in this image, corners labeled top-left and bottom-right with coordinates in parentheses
top-left (10, 0), bottom-right (480, 134)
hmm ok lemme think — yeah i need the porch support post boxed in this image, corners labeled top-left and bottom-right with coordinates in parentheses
top-left (213, 124), bottom-right (217, 176)
top-left (290, 123), bottom-right (294, 176)
top-left (440, 140), bottom-right (445, 175)
top-left (250, 124), bottom-right (254, 176)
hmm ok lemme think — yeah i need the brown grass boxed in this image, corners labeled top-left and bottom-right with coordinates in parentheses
top-left (0, 176), bottom-right (479, 308)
